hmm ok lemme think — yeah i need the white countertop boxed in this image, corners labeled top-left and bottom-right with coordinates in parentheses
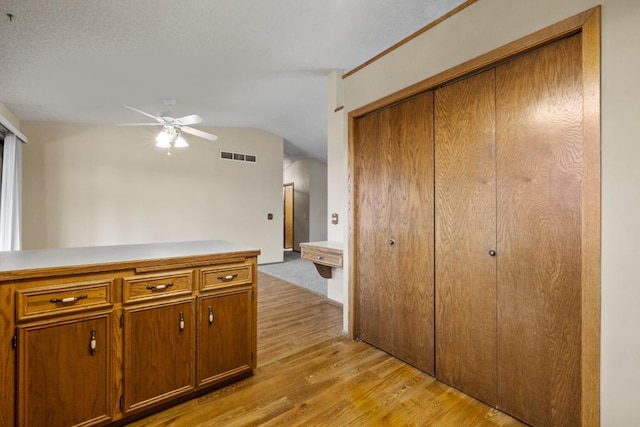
top-left (0, 240), bottom-right (259, 274)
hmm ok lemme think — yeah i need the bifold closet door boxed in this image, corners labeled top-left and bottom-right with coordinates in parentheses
top-left (354, 92), bottom-right (435, 374)
top-left (496, 34), bottom-right (583, 426)
top-left (434, 69), bottom-right (497, 406)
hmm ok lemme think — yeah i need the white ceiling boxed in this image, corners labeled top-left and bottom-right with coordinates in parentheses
top-left (0, 0), bottom-right (464, 162)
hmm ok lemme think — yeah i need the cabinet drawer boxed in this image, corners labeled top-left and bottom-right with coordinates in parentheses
top-left (16, 280), bottom-right (114, 322)
top-left (200, 264), bottom-right (252, 291)
top-left (123, 270), bottom-right (193, 304)
top-left (301, 247), bottom-right (343, 268)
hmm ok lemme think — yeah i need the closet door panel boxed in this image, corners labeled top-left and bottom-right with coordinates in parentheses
top-left (389, 93), bottom-right (435, 374)
top-left (434, 69), bottom-right (497, 405)
top-left (354, 107), bottom-right (394, 351)
top-left (496, 34), bottom-right (583, 426)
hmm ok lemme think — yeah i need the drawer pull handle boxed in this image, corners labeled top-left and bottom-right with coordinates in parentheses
top-left (90, 330), bottom-right (97, 355)
top-left (208, 306), bottom-right (214, 324)
top-left (316, 256), bottom-right (323, 260)
top-left (179, 312), bottom-right (185, 333)
top-left (146, 282), bottom-right (174, 291)
top-left (49, 294), bottom-right (88, 304)
top-left (217, 274), bottom-right (238, 282)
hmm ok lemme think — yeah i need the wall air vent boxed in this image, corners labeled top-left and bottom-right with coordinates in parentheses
top-left (220, 151), bottom-right (257, 163)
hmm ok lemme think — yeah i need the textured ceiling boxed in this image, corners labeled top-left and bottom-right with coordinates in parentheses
top-left (0, 0), bottom-right (464, 162)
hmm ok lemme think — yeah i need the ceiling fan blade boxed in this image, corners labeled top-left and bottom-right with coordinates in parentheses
top-left (175, 114), bottom-right (203, 126)
top-left (124, 105), bottom-right (164, 123)
top-left (181, 126), bottom-right (218, 141)
top-left (117, 122), bottom-right (163, 126)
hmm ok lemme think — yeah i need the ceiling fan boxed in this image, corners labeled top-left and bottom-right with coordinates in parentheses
top-left (118, 99), bottom-right (218, 149)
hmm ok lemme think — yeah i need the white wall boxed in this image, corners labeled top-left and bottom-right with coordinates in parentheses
top-left (327, 70), bottom-right (347, 310)
top-left (308, 160), bottom-right (328, 243)
top-left (341, 0), bottom-right (640, 424)
top-left (21, 122), bottom-right (284, 264)
top-left (283, 158), bottom-right (327, 250)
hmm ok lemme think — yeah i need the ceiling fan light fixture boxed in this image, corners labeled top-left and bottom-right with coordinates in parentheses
top-left (155, 128), bottom-right (173, 148)
top-left (174, 135), bottom-right (189, 148)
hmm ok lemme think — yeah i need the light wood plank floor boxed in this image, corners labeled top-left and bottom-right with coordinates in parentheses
top-left (128, 272), bottom-right (525, 426)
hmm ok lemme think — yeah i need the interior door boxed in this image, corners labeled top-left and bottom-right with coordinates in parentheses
top-left (496, 34), bottom-right (583, 426)
top-left (434, 69), bottom-right (497, 405)
top-left (354, 92), bottom-right (435, 374)
top-left (283, 183), bottom-right (294, 249)
top-left (354, 104), bottom-right (394, 353)
top-left (388, 92), bottom-right (435, 374)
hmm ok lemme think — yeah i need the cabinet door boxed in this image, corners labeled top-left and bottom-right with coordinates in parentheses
top-left (123, 298), bottom-right (195, 413)
top-left (354, 92), bottom-right (435, 374)
top-left (197, 289), bottom-right (252, 387)
top-left (18, 313), bottom-right (112, 427)
top-left (434, 69), bottom-right (498, 405)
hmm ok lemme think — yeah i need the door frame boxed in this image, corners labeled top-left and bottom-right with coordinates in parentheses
top-left (283, 183), bottom-right (294, 249)
top-left (348, 7), bottom-right (600, 425)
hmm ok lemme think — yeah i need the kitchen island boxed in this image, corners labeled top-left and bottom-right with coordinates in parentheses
top-left (0, 240), bottom-right (260, 427)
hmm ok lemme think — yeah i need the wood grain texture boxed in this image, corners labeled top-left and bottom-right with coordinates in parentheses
top-left (580, 8), bottom-right (601, 426)
top-left (496, 34), bottom-right (583, 426)
top-left (128, 273), bottom-right (524, 427)
top-left (434, 69), bottom-right (498, 406)
top-left (18, 312), bottom-right (113, 427)
top-left (353, 92), bottom-right (435, 374)
top-left (197, 289), bottom-right (252, 387)
top-left (124, 298), bottom-right (196, 413)
top-left (388, 93), bottom-right (435, 374)
top-left (284, 184), bottom-right (294, 249)
top-left (0, 284), bottom-right (15, 427)
top-left (353, 103), bottom-right (394, 352)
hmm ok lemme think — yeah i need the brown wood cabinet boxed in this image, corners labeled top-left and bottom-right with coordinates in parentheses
top-left (197, 288), bottom-right (252, 387)
top-left (123, 297), bottom-right (196, 413)
top-left (18, 312), bottom-right (113, 427)
top-left (0, 241), bottom-right (259, 426)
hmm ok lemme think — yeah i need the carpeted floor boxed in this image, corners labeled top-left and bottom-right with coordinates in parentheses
top-left (258, 250), bottom-right (328, 296)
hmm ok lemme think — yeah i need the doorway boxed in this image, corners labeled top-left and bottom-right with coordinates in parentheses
top-left (283, 183), bottom-right (294, 249)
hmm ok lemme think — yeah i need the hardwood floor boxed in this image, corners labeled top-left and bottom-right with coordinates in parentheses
top-left (127, 272), bottom-right (524, 426)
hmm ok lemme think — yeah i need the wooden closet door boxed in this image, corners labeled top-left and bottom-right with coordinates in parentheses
top-left (354, 105), bottom-right (395, 352)
top-left (434, 69), bottom-right (497, 405)
top-left (354, 93), bottom-right (435, 374)
top-left (388, 93), bottom-right (435, 374)
top-left (496, 34), bottom-right (583, 426)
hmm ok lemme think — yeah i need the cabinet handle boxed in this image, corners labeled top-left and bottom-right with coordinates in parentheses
top-left (208, 306), bottom-right (214, 324)
top-left (146, 282), bottom-right (174, 291)
top-left (389, 239), bottom-right (395, 246)
top-left (179, 312), bottom-right (185, 333)
top-left (316, 256), bottom-right (323, 260)
top-left (217, 274), bottom-right (238, 282)
top-left (489, 250), bottom-right (497, 257)
top-left (49, 294), bottom-right (88, 304)
top-left (90, 330), bottom-right (97, 355)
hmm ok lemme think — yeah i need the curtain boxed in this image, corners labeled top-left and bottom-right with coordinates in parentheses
top-left (0, 133), bottom-right (23, 250)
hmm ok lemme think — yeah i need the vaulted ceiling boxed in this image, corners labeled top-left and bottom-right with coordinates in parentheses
top-left (0, 0), bottom-right (464, 162)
